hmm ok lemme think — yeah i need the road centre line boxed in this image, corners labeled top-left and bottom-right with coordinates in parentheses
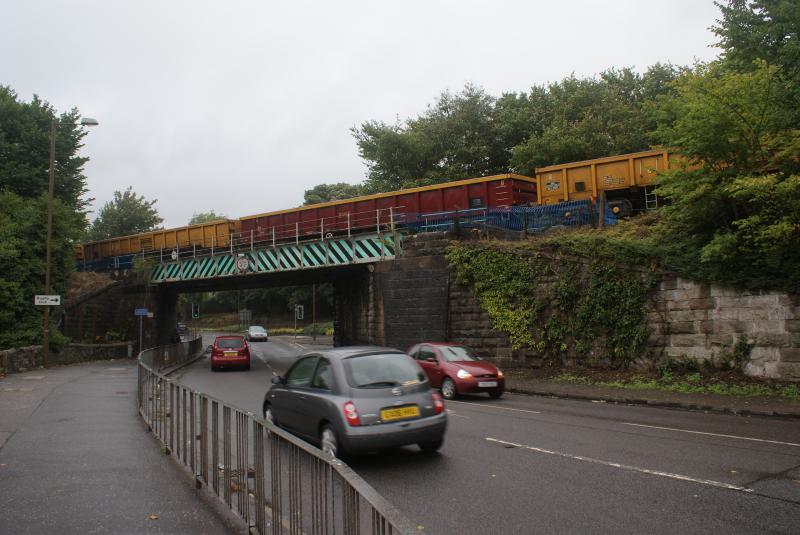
top-left (621, 422), bottom-right (800, 448)
top-left (447, 400), bottom-right (541, 415)
top-left (485, 437), bottom-right (753, 493)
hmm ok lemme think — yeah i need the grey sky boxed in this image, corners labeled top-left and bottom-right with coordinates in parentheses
top-left (2, 0), bottom-right (721, 228)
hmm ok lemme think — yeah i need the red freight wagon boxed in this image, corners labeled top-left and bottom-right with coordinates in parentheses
top-left (239, 173), bottom-right (537, 244)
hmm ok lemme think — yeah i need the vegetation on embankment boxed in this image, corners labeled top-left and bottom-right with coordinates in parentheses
top-left (447, 241), bottom-right (656, 368)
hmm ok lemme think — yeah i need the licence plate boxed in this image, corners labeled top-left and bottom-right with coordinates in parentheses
top-left (224, 351), bottom-right (237, 357)
top-left (478, 381), bottom-right (498, 388)
top-left (380, 406), bottom-right (420, 422)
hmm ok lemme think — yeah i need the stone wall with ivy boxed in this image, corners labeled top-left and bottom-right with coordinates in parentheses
top-left (445, 240), bottom-right (654, 369)
top-left (400, 234), bottom-right (800, 379)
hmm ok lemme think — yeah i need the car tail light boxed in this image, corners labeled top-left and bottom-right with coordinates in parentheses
top-left (432, 392), bottom-right (444, 415)
top-left (342, 401), bottom-right (361, 426)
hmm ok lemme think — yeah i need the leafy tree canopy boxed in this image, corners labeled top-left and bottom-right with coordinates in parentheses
top-left (189, 211), bottom-right (227, 225)
top-left (0, 86), bottom-right (91, 214)
top-left (87, 187), bottom-right (163, 240)
top-left (303, 183), bottom-right (364, 205)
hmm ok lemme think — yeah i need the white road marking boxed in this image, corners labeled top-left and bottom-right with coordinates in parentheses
top-left (448, 400), bottom-right (541, 415)
top-left (621, 422), bottom-right (800, 448)
top-left (445, 409), bottom-right (470, 419)
top-left (486, 437), bottom-right (753, 493)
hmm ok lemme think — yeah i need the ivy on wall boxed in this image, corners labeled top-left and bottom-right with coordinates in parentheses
top-left (446, 242), bottom-right (655, 367)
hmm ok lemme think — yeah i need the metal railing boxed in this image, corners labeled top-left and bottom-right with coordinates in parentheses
top-left (406, 200), bottom-right (618, 235)
top-left (137, 341), bottom-right (416, 535)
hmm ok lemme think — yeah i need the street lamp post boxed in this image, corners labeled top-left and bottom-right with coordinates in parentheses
top-left (43, 117), bottom-right (98, 368)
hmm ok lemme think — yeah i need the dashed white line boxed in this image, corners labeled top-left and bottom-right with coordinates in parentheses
top-left (621, 422), bottom-right (800, 448)
top-left (447, 400), bottom-right (541, 415)
top-left (485, 437), bottom-right (753, 493)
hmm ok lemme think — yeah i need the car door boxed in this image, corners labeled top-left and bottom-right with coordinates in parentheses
top-left (298, 358), bottom-right (335, 442)
top-left (416, 345), bottom-right (444, 387)
top-left (272, 356), bottom-right (318, 435)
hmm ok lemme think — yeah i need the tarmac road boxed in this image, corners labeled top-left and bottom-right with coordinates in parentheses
top-left (172, 335), bottom-right (800, 535)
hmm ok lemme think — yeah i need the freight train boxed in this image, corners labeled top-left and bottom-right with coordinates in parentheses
top-left (77, 149), bottom-right (678, 271)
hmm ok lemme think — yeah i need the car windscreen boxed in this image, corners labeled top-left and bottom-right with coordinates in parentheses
top-left (217, 338), bottom-right (244, 349)
top-left (344, 353), bottom-right (426, 388)
top-left (249, 326), bottom-right (266, 333)
top-left (439, 345), bottom-right (482, 362)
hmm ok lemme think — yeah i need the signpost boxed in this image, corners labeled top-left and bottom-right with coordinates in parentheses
top-left (135, 308), bottom-right (149, 352)
top-left (34, 295), bottom-right (61, 306)
top-left (294, 305), bottom-right (304, 339)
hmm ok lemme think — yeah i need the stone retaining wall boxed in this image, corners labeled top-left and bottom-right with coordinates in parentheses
top-left (0, 342), bottom-right (132, 374)
top-left (399, 233), bottom-right (800, 380)
top-left (648, 278), bottom-right (800, 380)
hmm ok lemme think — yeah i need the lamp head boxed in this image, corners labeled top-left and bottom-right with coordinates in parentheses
top-left (80, 118), bottom-right (99, 127)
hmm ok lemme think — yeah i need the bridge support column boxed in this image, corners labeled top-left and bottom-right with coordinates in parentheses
top-left (153, 286), bottom-right (178, 347)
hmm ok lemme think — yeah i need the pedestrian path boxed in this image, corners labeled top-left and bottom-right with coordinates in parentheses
top-left (0, 360), bottom-right (245, 534)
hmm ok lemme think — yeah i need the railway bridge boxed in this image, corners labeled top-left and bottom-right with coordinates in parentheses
top-left (66, 227), bottom-right (454, 354)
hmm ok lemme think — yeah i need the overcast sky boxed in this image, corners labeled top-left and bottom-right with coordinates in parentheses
top-left (2, 0), bottom-right (722, 228)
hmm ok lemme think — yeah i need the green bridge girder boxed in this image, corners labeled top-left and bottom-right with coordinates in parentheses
top-left (149, 232), bottom-right (400, 283)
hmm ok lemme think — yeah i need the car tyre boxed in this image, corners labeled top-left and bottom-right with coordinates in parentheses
top-left (489, 389), bottom-right (504, 399)
top-left (320, 424), bottom-right (340, 459)
top-left (418, 439), bottom-right (443, 453)
top-left (441, 378), bottom-right (457, 400)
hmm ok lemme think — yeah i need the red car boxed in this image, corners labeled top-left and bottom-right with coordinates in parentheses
top-left (408, 343), bottom-right (504, 400)
top-left (211, 335), bottom-right (251, 371)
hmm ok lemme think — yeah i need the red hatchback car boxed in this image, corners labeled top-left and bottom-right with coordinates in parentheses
top-left (408, 343), bottom-right (504, 400)
top-left (211, 335), bottom-right (251, 371)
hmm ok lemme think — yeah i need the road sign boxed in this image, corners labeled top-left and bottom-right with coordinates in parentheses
top-left (239, 308), bottom-right (252, 323)
top-left (236, 256), bottom-right (250, 271)
top-left (295, 305), bottom-right (304, 320)
top-left (134, 308), bottom-right (149, 316)
top-left (34, 295), bottom-right (61, 306)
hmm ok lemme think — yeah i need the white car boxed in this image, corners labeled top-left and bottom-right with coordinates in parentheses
top-left (246, 325), bottom-right (269, 342)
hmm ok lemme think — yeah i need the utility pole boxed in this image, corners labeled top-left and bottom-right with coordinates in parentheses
top-left (42, 117), bottom-right (97, 368)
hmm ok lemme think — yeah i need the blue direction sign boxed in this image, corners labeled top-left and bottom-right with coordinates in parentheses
top-left (134, 308), bottom-right (149, 316)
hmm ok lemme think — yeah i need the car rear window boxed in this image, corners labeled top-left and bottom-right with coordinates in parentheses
top-left (250, 326), bottom-right (266, 333)
top-left (344, 353), bottom-right (426, 388)
top-left (217, 338), bottom-right (244, 349)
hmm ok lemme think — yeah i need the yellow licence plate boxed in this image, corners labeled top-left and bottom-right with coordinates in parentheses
top-left (380, 406), bottom-right (420, 422)
top-left (224, 351), bottom-right (237, 357)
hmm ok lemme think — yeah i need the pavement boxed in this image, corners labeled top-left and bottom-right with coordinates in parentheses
top-left (0, 360), bottom-right (246, 535)
top-left (505, 376), bottom-right (800, 418)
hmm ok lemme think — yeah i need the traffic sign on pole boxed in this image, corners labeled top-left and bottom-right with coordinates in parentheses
top-left (34, 295), bottom-right (61, 306)
top-left (295, 305), bottom-right (304, 320)
top-left (134, 308), bottom-right (149, 316)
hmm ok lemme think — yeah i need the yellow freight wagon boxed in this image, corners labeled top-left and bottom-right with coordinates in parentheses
top-left (81, 220), bottom-right (239, 261)
top-left (535, 149), bottom-right (677, 214)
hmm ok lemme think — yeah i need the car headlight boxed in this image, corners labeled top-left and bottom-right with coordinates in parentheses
top-left (456, 369), bottom-right (472, 379)
top-left (497, 369), bottom-right (504, 378)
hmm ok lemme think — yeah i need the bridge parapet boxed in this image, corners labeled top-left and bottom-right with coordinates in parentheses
top-left (149, 232), bottom-right (401, 283)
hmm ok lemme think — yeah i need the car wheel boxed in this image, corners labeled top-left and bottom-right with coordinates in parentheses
top-left (418, 439), bottom-right (443, 453)
top-left (489, 389), bottom-right (503, 399)
top-left (320, 425), bottom-right (340, 459)
top-left (441, 378), bottom-right (457, 400)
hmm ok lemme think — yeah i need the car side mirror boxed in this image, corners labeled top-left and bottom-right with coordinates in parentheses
top-left (271, 376), bottom-right (284, 385)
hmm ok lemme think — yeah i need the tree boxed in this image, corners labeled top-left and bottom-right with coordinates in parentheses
top-left (189, 211), bottom-right (227, 225)
top-left (353, 84), bottom-right (510, 193)
top-left (87, 187), bottom-right (163, 240)
top-left (0, 86), bottom-right (91, 214)
top-left (0, 88), bottom-right (91, 349)
top-left (303, 183), bottom-right (364, 205)
top-left (510, 65), bottom-right (679, 174)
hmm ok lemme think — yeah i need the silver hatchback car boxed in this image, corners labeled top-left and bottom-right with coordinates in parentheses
top-left (262, 346), bottom-right (447, 458)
